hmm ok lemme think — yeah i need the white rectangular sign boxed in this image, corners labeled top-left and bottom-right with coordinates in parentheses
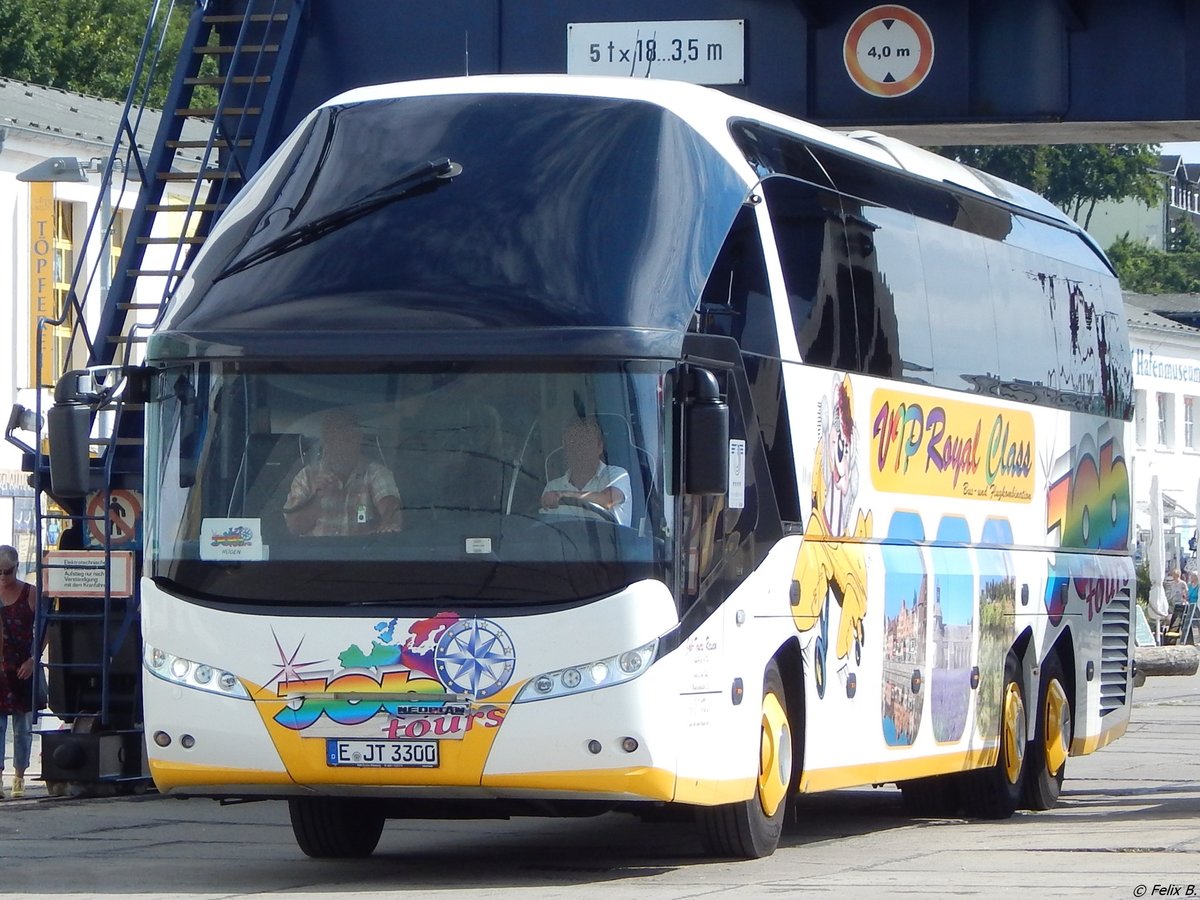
top-left (200, 518), bottom-right (265, 562)
top-left (42, 550), bottom-right (134, 598)
top-left (728, 439), bottom-right (746, 509)
top-left (567, 20), bottom-right (745, 85)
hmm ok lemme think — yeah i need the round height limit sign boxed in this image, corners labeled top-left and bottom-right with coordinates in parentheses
top-left (844, 5), bottom-right (934, 98)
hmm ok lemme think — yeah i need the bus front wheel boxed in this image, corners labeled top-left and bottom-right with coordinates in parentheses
top-left (962, 652), bottom-right (1027, 819)
top-left (288, 797), bottom-right (386, 858)
top-left (696, 660), bottom-right (793, 859)
top-left (1023, 651), bottom-right (1071, 810)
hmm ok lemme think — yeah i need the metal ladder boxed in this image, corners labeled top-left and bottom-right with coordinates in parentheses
top-left (13, 0), bottom-right (304, 789)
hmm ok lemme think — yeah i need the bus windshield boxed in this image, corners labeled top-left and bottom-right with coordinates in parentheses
top-left (147, 361), bottom-right (674, 608)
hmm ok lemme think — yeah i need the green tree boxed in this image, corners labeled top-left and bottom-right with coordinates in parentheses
top-left (1106, 235), bottom-right (1200, 293)
top-left (0, 0), bottom-right (56, 84)
top-left (936, 144), bottom-right (1163, 230)
top-left (1166, 214), bottom-right (1200, 253)
top-left (0, 0), bottom-right (191, 107)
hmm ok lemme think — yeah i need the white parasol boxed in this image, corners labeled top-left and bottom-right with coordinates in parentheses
top-left (1147, 474), bottom-right (1169, 625)
top-left (1194, 478), bottom-right (1200, 567)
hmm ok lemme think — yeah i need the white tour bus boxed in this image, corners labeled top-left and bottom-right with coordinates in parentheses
top-left (54, 75), bottom-right (1134, 859)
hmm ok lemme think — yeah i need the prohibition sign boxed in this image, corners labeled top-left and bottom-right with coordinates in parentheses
top-left (86, 489), bottom-right (142, 546)
top-left (844, 5), bottom-right (934, 98)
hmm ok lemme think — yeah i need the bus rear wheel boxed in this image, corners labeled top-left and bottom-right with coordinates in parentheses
top-left (961, 652), bottom-right (1027, 819)
top-left (696, 660), bottom-right (793, 859)
top-left (1023, 651), bottom-right (1071, 810)
top-left (288, 797), bottom-right (386, 858)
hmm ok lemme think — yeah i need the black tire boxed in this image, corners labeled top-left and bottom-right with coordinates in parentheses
top-left (1023, 651), bottom-right (1071, 810)
top-left (696, 661), bottom-right (793, 859)
top-left (288, 797), bottom-right (386, 858)
top-left (961, 652), bottom-right (1027, 819)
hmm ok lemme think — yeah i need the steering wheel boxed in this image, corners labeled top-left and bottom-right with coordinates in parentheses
top-left (555, 494), bottom-right (619, 524)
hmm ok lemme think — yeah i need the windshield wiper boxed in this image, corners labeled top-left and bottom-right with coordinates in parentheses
top-left (215, 157), bottom-right (462, 281)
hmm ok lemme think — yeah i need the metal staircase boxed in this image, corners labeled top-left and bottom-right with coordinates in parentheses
top-left (12, 0), bottom-right (305, 791)
top-left (100, 0), bottom-right (304, 369)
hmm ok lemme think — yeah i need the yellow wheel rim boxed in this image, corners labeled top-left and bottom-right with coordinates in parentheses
top-left (758, 691), bottom-right (791, 817)
top-left (1043, 679), bottom-right (1069, 777)
top-left (1002, 681), bottom-right (1026, 785)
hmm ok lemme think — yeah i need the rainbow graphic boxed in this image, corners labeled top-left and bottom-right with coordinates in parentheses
top-left (209, 525), bottom-right (254, 547)
top-left (1045, 437), bottom-right (1130, 552)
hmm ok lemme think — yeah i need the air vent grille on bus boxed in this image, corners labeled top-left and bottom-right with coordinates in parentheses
top-left (1099, 592), bottom-right (1132, 715)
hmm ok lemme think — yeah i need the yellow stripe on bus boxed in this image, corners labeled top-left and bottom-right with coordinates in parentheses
top-left (483, 766), bottom-right (677, 801)
top-left (149, 758), bottom-right (295, 790)
top-left (1070, 716), bottom-right (1128, 756)
top-left (673, 775), bottom-right (757, 806)
top-left (799, 747), bottom-right (999, 794)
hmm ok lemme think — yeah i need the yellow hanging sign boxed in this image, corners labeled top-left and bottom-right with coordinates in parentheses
top-left (28, 181), bottom-right (57, 388)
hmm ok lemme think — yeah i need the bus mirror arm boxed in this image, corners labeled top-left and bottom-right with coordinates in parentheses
top-left (681, 367), bottom-right (729, 496)
top-left (45, 366), bottom-right (146, 498)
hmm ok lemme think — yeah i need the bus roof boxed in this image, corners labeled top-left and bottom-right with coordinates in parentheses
top-left (325, 74), bottom-right (1086, 235)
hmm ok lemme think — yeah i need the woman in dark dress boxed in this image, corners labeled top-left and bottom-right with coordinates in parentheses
top-left (0, 545), bottom-right (36, 800)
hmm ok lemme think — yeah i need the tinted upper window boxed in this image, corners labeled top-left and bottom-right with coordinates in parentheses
top-left (764, 176), bottom-right (907, 379)
top-left (843, 199), bottom-right (933, 382)
top-left (733, 121), bottom-right (1130, 417)
top-left (761, 177), bottom-right (857, 370)
top-left (698, 205), bottom-right (777, 357)
top-left (916, 220), bottom-right (1001, 395)
top-left (159, 94), bottom-right (749, 341)
top-left (731, 121), bottom-right (833, 187)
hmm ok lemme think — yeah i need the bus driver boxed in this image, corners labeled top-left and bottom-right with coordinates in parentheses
top-left (540, 418), bottom-right (631, 526)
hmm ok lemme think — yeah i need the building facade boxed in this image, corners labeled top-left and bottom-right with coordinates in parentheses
top-left (1086, 154), bottom-right (1200, 253)
top-left (0, 77), bottom-right (191, 572)
top-left (1126, 293), bottom-right (1200, 571)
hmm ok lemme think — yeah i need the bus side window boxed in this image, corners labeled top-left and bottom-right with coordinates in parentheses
top-left (682, 493), bottom-right (724, 601)
top-left (699, 205), bottom-right (778, 358)
top-left (679, 371), bottom-right (775, 606)
top-left (762, 176), bottom-right (858, 371)
top-left (700, 204), bottom-right (801, 524)
top-left (917, 219), bottom-right (1001, 395)
top-left (843, 199), bottom-right (933, 384)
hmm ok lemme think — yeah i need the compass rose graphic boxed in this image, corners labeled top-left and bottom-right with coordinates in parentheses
top-left (433, 618), bottom-right (516, 699)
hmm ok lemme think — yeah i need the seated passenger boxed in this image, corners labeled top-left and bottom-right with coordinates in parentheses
top-left (283, 408), bottom-right (402, 535)
top-left (540, 418), bottom-right (631, 526)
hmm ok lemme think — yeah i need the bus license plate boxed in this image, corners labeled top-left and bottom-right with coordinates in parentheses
top-left (326, 739), bottom-right (439, 768)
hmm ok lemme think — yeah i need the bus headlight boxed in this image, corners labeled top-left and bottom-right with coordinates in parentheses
top-left (144, 644), bottom-right (250, 700)
top-left (514, 639), bottom-right (657, 703)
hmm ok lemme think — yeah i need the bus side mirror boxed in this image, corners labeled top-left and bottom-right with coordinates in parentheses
top-left (47, 370), bottom-right (99, 498)
top-left (682, 368), bottom-right (729, 495)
